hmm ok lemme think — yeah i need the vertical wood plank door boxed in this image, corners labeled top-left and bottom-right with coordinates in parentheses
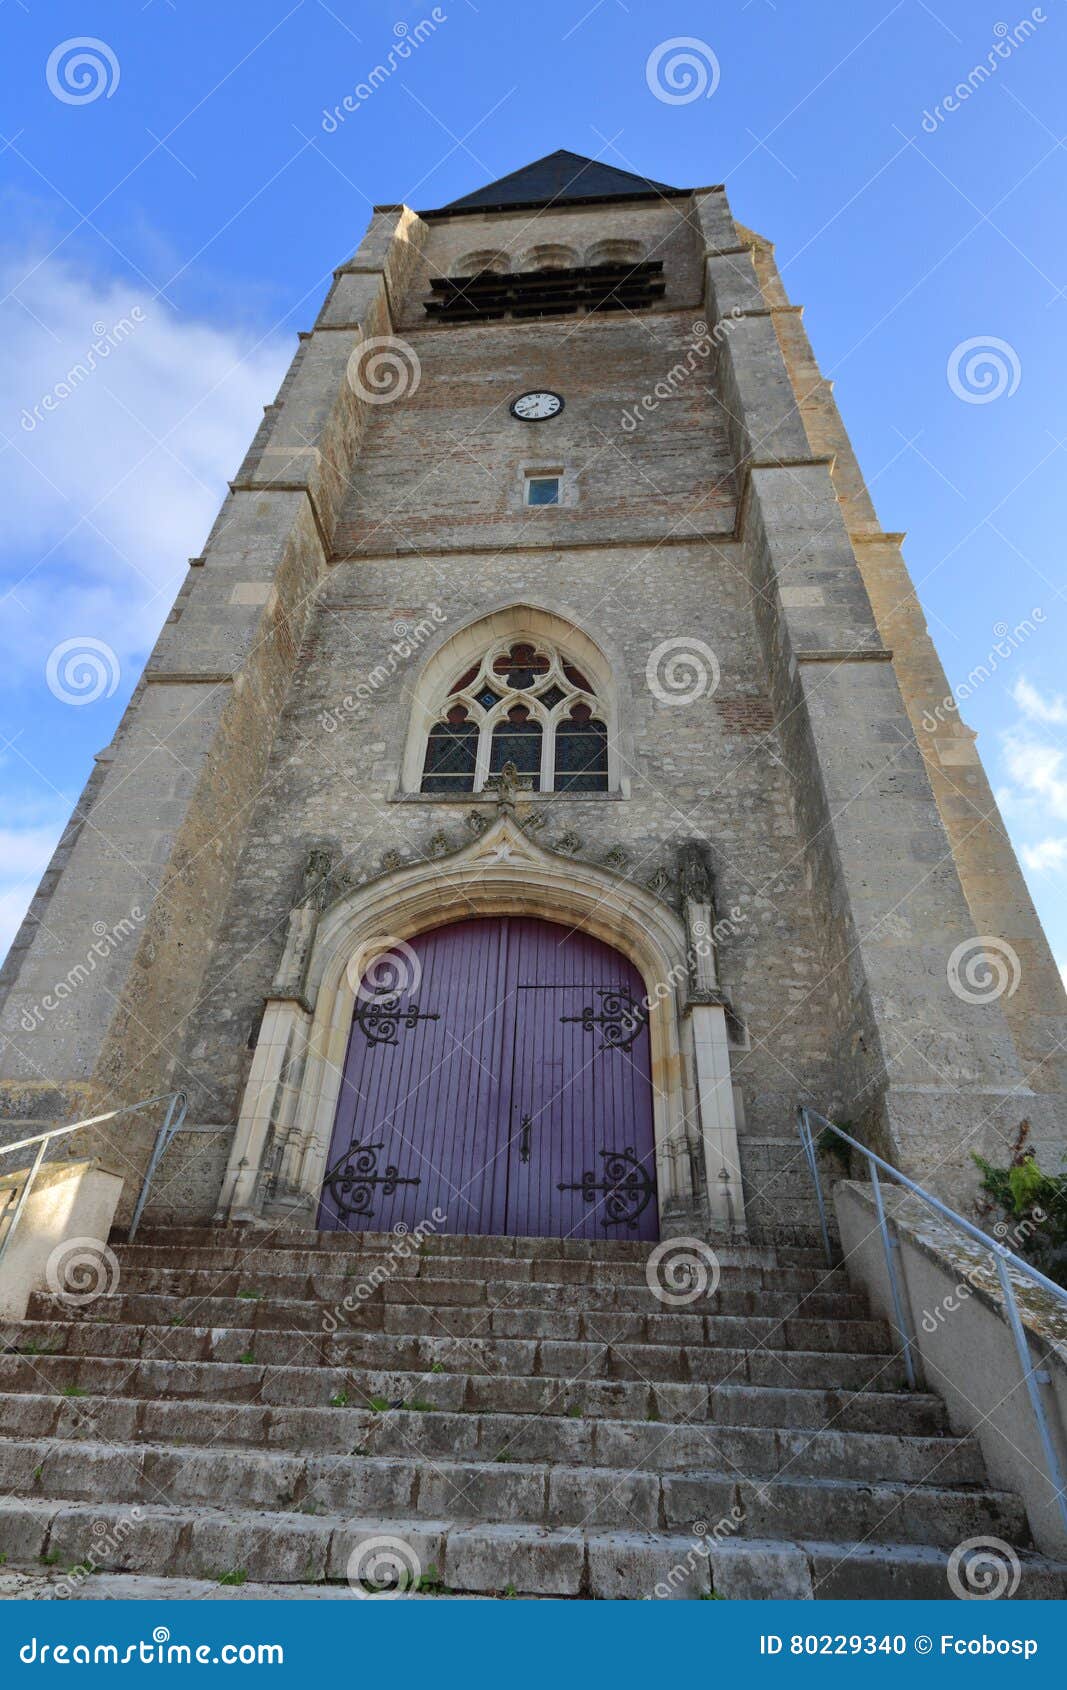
top-left (318, 916), bottom-right (658, 1241)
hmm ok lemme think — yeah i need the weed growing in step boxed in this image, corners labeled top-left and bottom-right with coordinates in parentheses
top-left (237, 1351), bottom-right (256, 1365)
top-left (217, 1568), bottom-right (248, 1587)
top-left (60, 1386), bottom-right (86, 1398)
top-left (328, 1391), bottom-right (350, 1408)
top-left (414, 1564), bottom-right (450, 1595)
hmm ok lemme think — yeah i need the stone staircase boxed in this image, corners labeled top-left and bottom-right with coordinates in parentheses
top-left (0, 1226), bottom-right (1064, 1600)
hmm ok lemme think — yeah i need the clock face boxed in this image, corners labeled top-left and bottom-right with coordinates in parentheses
top-left (511, 390), bottom-right (564, 421)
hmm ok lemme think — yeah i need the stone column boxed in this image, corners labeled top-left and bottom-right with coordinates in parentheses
top-left (678, 843), bottom-right (746, 1233)
top-left (0, 208), bottom-right (427, 1221)
top-left (694, 188), bottom-right (1035, 1200)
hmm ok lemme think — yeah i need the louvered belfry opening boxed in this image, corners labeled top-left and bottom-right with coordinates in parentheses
top-left (424, 259), bottom-right (665, 323)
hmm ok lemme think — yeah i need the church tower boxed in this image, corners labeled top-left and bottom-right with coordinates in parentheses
top-left (2, 149), bottom-right (1065, 1244)
top-left (3, 151), bottom-right (1067, 1600)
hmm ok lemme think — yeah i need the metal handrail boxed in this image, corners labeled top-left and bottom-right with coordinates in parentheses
top-left (0, 1089), bottom-right (188, 1271)
top-left (797, 1104), bottom-right (1067, 1534)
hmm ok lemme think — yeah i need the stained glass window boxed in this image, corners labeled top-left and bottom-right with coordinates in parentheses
top-left (554, 703), bottom-right (608, 793)
top-left (420, 637), bottom-right (612, 795)
top-left (492, 644), bottom-right (550, 689)
top-left (421, 705), bottom-right (478, 793)
top-left (489, 706), bottom-right (542, 790)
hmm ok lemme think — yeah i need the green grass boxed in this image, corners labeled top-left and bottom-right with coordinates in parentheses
top-left (38, 1551), bottom-right (62, 1567)
top-left (405, 1398), bottom-right (436, 1413)
top-left (367, 1396), bottom-right (392, 1413)
top-left (429, 1361), bottom-right (446, 1374)
top-left (217, 1568), bottom-right (248, 1587)
top-left (236, 1351), bottom-right (256, 1365)
top-left (413, 1565), bottom-right (450, 1596)
top-left (59, 1386), bottom-right (86, 1398)
top-left (236, 1290), bottom-right (262, 1301)
top-left (328, 1391), bottom-right (349, 1408)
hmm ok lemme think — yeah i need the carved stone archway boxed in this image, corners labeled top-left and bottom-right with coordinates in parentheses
top-left (218, 816), bottom-right (746, 1239)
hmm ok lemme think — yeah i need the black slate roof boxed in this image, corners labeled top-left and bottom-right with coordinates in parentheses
top-left (421, 149), bottom-right (685, 217)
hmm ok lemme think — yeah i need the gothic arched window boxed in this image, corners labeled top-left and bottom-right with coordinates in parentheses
top-left (419, 638), bottom-right (611, 795)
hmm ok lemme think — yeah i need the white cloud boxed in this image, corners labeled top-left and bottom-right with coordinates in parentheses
top-left (1012, 676), bottom-right (1067, 725)
top-left (0, 251), bottom-right (292, 681)
top-left (1000, 735), bottom-right (1067, 822)
top-left (0, 822), bottom-right (64, 958)
top-left (0, 251), bottom-right (292, 964)
top-left (1021, 837), bottom-right (1067, 873)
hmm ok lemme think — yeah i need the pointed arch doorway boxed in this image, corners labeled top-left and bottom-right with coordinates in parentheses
top-left (318, 916), bottom-right (658, 1241)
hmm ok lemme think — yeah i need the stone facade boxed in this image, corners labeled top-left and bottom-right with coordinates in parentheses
top-left (3, 155), bottom-right (1065, 1240)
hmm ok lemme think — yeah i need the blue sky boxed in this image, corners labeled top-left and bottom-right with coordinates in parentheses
top-left (2, 0), bottom-right (1066, 981)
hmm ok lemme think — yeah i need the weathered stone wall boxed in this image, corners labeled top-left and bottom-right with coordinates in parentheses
top-left (158, 534), bottom-right (839, 1235)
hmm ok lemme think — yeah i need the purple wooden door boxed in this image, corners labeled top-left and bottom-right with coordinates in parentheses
top-left (318, 916), bottom-right (658, 1241)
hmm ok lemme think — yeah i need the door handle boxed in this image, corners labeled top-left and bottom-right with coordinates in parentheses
top-left (518, 1114), bottom-right (532, 1164)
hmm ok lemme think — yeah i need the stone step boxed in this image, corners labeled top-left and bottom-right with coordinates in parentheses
top-left (25, 1285), bottom-right (866, 1336)
top-left (94, 1268), bottom-right (881, 1325)
top-left (0, 1410), bottom-right (986, 1516)
top-left (0, 1384), bottom-right (951, 1458)
top-left (0, 1347), bottom-right (911, 1413)
top-left (129, 1226), bottom-right (830, 1271)
top-left (0, 1569), bottom-right (484, 1600)
top-left (4, 1541), bottom-right (1065, 1602)
top-left (0, 1496), bottom-right (1046, 1596)
top-left (114, 1240), bottom-right (845, 1289)
top-left (1, 1319), bottom-right (891, 1380)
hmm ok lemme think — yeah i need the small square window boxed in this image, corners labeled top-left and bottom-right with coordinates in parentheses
top-left (525, 475), bottom-right (560, 506)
